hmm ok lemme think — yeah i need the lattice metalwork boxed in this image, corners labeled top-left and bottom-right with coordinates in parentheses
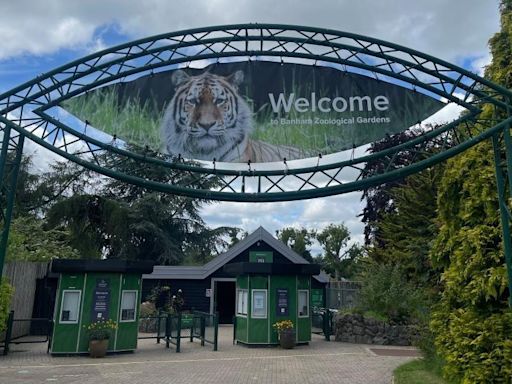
top-left (1, 24), bottom-right (512, 203)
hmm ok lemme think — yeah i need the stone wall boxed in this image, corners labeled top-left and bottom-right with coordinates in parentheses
top-left (334, 313), bottom-right (420, 346)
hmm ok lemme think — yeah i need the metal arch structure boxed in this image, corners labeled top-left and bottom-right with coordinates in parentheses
top-left (1, 24), bottom-right (512, 300)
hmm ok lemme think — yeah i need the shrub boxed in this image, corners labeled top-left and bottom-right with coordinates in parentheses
top-left (357, 261), bottom-right (426, 323)
top-left (0, 278), bottom-right (14, 333)
top-left (431, 306), bottom-right (512, 383)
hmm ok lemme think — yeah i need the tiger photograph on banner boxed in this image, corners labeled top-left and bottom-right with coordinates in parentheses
top-left (61, 61), bottom-right (445, 164)
top-left (159, 69), bottom-right (300, 163)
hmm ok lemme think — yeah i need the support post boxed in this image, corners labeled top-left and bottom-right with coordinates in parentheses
top-left (492, 134), bottom-right (512, 307)
top-left (213, 312), bottom-right (218, 351)
top-left (0, 130), bottom-right (24, 279)
top-left (176, 313), bottom-right (181, 353)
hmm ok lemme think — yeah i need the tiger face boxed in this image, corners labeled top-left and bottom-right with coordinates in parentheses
top-left (160, 70), bottom-right (252, 162)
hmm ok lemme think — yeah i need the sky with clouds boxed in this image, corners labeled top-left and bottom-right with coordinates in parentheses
top-left (0, 1), bottom-right (502, 254)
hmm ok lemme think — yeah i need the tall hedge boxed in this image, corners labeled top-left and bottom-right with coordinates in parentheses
top-left (430, 2), bottom-right (512, 382)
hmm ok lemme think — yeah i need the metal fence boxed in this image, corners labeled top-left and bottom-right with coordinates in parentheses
top-left (1, 311), bottom-right (53, 355)
top-left (138, 311), bottom-right (218, 353)
top-left (325, 282), bottom-right (361, 310)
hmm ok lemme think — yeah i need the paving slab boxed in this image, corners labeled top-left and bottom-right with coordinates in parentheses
top-left (0, 326), bottom-right (418, 384)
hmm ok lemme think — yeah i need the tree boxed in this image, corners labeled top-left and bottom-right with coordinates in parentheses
top-left (45, 145), bottom-right (239, 264)
top-left (276, 227), bottom-right (316, 262)
top-left (360, 126), bottom-right (448, 247)
top-left (368, 167), bottom-right (443, 292)
top-left (316, 223), bottom-right (361, 280)
top-left (7, 216), bottom-right (80, 261)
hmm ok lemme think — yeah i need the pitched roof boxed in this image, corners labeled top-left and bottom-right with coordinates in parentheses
top-left (144, 226), bottom-right (328, 283)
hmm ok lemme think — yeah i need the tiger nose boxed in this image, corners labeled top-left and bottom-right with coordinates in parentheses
top-left (198, 121), bottom-right (215, 130)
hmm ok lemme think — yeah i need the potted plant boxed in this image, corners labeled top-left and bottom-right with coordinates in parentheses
top-left (84, 319), bottom-right (117, 358)
top-left (273, 320), bottom-right (295, 349)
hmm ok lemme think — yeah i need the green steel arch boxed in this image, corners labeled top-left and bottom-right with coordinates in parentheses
top-left (1, 24), bottom-right (512, 202)
top-left (1, 24), bottom-right (512, 295)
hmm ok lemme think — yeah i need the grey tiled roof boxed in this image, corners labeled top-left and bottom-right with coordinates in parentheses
top-left (143, 226), bottom-right (329, 283)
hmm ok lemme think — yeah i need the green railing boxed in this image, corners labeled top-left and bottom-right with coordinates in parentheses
top-left (190, 311), bottom-right (219, 351)
top-left (1, 311), bottom-right (53, 355)
top-left (138, 311), bottom-right (167, 344)
top-left (165, 313), bottom-right (182, 352)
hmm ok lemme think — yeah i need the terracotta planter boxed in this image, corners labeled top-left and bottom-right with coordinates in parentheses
top-left (89, 338), bottom-right (109, 358)
top-left (279, 329), bottom-right (296, 349)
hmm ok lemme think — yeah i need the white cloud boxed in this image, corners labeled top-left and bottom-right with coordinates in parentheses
top-left (0, 1), bottom-right (500, 63)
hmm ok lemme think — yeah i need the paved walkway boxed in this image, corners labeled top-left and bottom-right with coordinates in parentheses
top-left (0, 326), bottom-right (418, 384)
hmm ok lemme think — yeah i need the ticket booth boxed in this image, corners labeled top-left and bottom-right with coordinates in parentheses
top-left (225, 262), bottom-right (320, 345)
top-left (49, 259), bottom-right (154, 355)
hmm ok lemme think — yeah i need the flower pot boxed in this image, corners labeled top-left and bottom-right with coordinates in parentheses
top-left (89, 339), bottom-right (109, 358)
top-left (279, 329), bottom-right (296, 349)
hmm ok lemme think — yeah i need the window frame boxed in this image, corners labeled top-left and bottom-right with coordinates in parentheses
top-left (251, 289), bottom-right (268, 319)
top-left (236, 289), bottom-right (248, 317)
top-left (119, 290), bottom-right (138, 322)
top-left (59, 290), bottom-right (81, 324)
top-left (298, 289), bottom-right (310, 318)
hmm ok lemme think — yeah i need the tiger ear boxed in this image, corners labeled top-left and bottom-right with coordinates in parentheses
top-left (171, 70), bottom-right (190, 87)
top-left (227, 70), bottom-right (244, 87)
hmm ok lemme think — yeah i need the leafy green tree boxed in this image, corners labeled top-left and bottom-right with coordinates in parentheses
top-left (316, 223), bottom-right (361, 280)
top-left (276, 227), bottom-right (316, 262)
top-left (7, 216), bottom-right (80, 261)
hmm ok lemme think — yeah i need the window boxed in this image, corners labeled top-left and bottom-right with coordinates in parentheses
top-left (252, 289), bottom-right (267, 319)
top-left (237, 289), bottom-right (248, 316)
top-left (298, 290), bottom-right (309, 318)
top-left (120, 290), bottom-right (137, 321)
top-left (60, 290), bottom-right (81, 323)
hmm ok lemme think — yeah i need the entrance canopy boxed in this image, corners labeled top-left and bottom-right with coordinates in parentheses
top-left (1, 24), bottom-right (511, 202)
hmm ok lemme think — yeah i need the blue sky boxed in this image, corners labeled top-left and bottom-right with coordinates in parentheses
top-left (0, 1), bottom-right (501, 254)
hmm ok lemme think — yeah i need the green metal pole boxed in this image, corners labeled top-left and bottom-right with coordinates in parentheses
top-left (176, 313), bottom-right (181, 353)
top-left (213, 312), bottom-right (218, 351)
top-left (492, 134), bottom-right (512, 307)
top-left (0, 126), bottom-right (12, 280)
top-left (0, 132), bottom-right (23, 279)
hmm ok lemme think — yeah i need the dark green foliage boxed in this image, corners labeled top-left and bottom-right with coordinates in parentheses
top-left (360, 129), bottom-right (424, 246)
top-left (45, 145), bottom-right (239, 263)
top-left (369, 167), bottom-right (443, 293)
top-left (276, 227), bottom-right (316, 262)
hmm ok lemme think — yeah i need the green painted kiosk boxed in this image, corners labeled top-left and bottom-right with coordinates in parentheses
top-left (225, 262), bottom-right (321, 345)
top-left (49, 259), bottom-right (154, 355)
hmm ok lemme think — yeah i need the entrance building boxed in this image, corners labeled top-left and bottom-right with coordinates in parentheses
top-left (50, 260), bottom-right (154, 354)
top-left (143, 227), bottom-right (328, 323)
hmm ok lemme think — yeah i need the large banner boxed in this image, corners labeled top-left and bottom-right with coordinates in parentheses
top-left (63, 62), bottom-right (444, 163)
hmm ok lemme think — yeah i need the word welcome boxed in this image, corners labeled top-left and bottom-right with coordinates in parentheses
top-left (268, 92), bottom-right (390, 113)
